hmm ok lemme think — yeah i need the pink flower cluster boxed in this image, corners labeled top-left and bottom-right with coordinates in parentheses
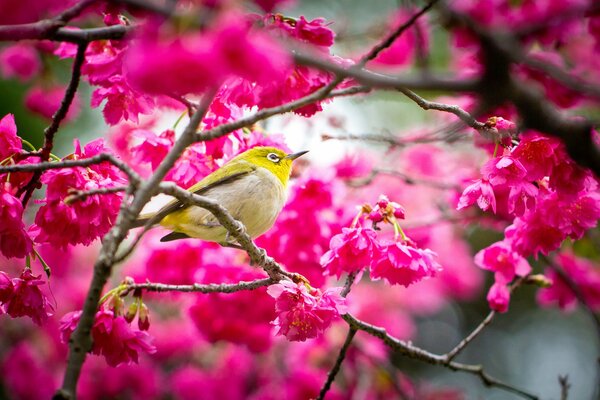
top-left (0, 269), bottom-right (52, 325)
top-left (0, 183), bottom-right (32, 259)
top-left (219, 14), bottom-right (344, 117)
top-left (321, 195), bottom-right (441, 287)
top-left (55, 25), bottom-right (154, 125)
top-left (267, 280), bottom-right (347, 342)
top-left (60, 309), bottom-right (156, 367)
top-left (459, 130), bottom-right (600, 312)
top-left (34, 138), bottom-right (126, 249)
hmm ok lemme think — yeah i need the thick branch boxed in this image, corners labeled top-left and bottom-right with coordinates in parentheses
top-left (56, 92), bottom-right (216, 400)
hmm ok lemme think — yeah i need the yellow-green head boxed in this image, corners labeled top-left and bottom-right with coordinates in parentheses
top-left (233, 146), bottom-right (308, 187)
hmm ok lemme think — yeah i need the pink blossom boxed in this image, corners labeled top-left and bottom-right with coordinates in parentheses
top-left (370, 241), bottom-right (441, 287)
top-left (60, 309), bottom-right (157, 367)
top-left (268, 15), bottom-right (335, 48)
top-left (511, 133), bottom-right (559, 181)
top-left (457, 179), bottom-right (496, 213)
top-left (320, 227), bottom-right (380, 278)
top-left (0, 271), bottom-right (13, 304)
top-left (24, 85), bottom-right (81, 122)
top-left (487, 282), bottom-right (510, 313)
top-left (0, 113), bottom-right (22, 160)
top-left (90, 77), bottom-right (154, 125)
top-left (482, 155), bottom-right (538, 216)
top-left (267, 280), bottom-right (347, 341)
top-left (0, 43), bottom-right (41, 81)
top-left (130, 129), bottom-right (174, 170)
top-left (537, 253), bottom-right (600, 312)
top-left (0, 183), bottom-right (32, 259)
top-left (474, 241), bottom-right (531, 284)
top-left (34, 139), bottom-right (126, 249)
top-left (4, 269), bottom-right (52, 325)
top-left (165, 144), bottom-right (216, 189)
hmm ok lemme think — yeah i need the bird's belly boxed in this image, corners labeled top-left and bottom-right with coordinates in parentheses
top-left (161, 169), bottom-right (286, 243)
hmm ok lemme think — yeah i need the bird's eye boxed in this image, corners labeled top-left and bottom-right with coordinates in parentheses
top-left (267, 153), bottom-right (280, 163)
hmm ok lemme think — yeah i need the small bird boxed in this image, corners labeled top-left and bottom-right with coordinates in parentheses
top-left (134, 146), bottom-right (308, 244)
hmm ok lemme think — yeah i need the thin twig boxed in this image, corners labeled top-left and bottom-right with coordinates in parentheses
top-left (293, 51), bottom-right (479, 93)
top-left (0, 154), bottom-right (140, 186)
top-left (445, 310), bottom-right (495, 362)
top-left (558, 375), bottom-right (571, 400)
top-left (348, 168), bottom-right (460, 190)
top-left (342, 313), bottom-right (538, 400)
top-left (19, 42), bottom-right (88, 206)
top-left (121, 278), bottom-right (275, 297)
top-left (317, 327), bottom-right (358, 400)
top-left (358, 0), bottom-right (438, 65)
top-left (65, 186), bottom-right (129, 204)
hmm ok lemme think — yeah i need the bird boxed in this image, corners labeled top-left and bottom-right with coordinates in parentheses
top-left (133, 146), bottom-right (308, 244)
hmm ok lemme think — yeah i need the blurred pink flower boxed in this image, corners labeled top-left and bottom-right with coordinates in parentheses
top-left (0, 43), bottom-right (41, 81)
top-left (24, 85), bottom-right (81, 122)
top-left (0, 183), bottom-right (32, 259)
top-left (371, 241), bottom-right (441, 287)
top-left (487, 282), bottom-right (510, 313)
top-left (267, 281), bottom-right (347, 342)
top-left (1, 343), bottom-right (57, 399)
top-left (537, 253), bottom-right (600, 312)
top-left (131, 129), bottom-right (174, 171)
top-left (0, 113), bottom-right (22, 160)
top-left (320, 227), bottom-right (380, 278)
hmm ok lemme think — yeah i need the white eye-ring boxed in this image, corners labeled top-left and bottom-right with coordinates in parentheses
top-left (267, 153), bottom-right (280, 163)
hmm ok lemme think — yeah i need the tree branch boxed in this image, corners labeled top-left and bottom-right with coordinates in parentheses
top-left (0, 154), bottom-right (141, 186)
top-left (55, 91), bottom-right (217, 400)
top-left (122, 277), bottom-right (275, 297)
top-left (317, 327), bottom-right (357, 400)
top-left (342, 313), bottom-right (538, 399)
top-left (358, 0), bottom-right (438, 65)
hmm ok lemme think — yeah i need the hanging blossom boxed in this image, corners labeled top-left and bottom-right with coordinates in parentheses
top-left (34, 138), bottom-right (127, 249)
top-left (0, 269), bottom-right (52, 325)
top-left (0, 113), bottom-right (22, 161)
top-left (0, 183), bottom-right (32, 259)
top-left (321, 195), bottom-right (440, 287)
top-left (474, 240), bottom-right (531, 313)
top-left (60, 283), bottom-right (155, 367)
top-left (55, 19), bottom-right (154, 126)
top-left (267, 280), bottom-right (347, 342)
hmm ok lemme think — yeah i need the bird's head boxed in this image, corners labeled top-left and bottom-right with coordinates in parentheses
top-left (237, 146), bottom-right (308, 186)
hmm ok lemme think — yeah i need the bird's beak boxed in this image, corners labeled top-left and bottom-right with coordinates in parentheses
top-left (284, 150), bottom-right (309, 160)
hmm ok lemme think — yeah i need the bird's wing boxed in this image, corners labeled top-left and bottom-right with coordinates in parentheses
top-left (135, 161), bottom-right (256, 228)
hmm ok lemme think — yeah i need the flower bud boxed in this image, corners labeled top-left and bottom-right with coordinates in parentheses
top-left (138, 303), bottom-right (150, 331)
top-left (377, 195), bottom-right (389, 209)
top-left (368, 209), bottom-right (384, 223)
top-left (526, 274), bottom-right (553, 288)
top-left (124, 302), bottom-right (138, 323)
top-left (393, 206), bottom-right (406, 220)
